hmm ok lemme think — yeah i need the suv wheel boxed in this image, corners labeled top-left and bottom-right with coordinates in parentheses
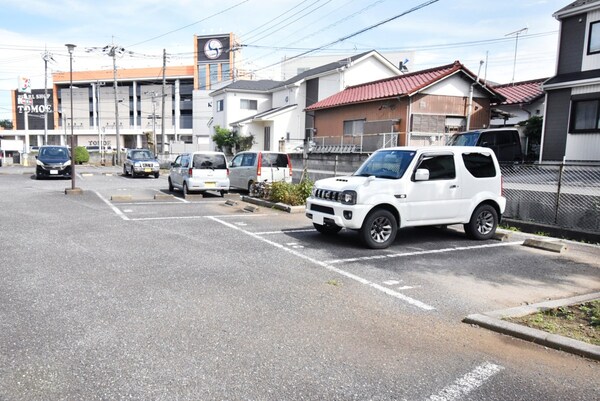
top-left (154, 172), bottom-right (160, 178)
top-left (464, 204), bottom-right (498, 240)
top-left (168, 178), bottom-right (174, 192)
top-left (183, 182), bottom-right (189, 198)
top-left (314, 222), bottom-right (342, 235)
top-left (123, 165), bottom-right (128, 176)
top-left (360, 209), bottom-right (397, 249)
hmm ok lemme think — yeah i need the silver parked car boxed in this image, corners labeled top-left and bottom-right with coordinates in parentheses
top-left (123, 149), bottom-right (160, 178)
top-left (168, 151), bottom-right (230, 198)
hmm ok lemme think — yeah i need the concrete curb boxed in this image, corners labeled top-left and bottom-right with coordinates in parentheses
top-left (463, 292), bottom-right (600, 361)
top-left (241, 196), bottom-right (305, 213)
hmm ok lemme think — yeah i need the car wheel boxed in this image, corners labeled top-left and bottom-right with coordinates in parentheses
top-left (313, 222), bottom-right (342, 235)
top-left (168, 178), bottom-right (174, 192)
top-left (220, 190), bottom-right (226, 197)
top-left (183, 182), bottom-right (189, 198)
top-left (154, 172), bottom-right (159, 178)
top-left (464, 204), bottom-right (498, 240)
top-left (360, 209), bottom-right (397, 249)
top-left (123, 165), bottom-right (128, 176)
top-left (247, 181), bottom-right (254, 195)
top-left (130, 166), bottom-right (136, 178)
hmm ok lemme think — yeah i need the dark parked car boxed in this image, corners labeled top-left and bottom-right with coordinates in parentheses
top-left (123, 149), bottom-right (160, 178)
top-left (35, 145), bottom-right (71, 179)
top-left (447, 128), bottom-right (523, 162)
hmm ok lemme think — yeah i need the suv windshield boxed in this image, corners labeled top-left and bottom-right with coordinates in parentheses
top-left (130, 150), bottom-right (154, 160)
top-left (447, 132), bottom-right (480, 146)
top-left (354, 150), bottom-right (416, 179)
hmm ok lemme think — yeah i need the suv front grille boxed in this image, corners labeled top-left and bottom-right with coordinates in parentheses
top-left (141, 162), bottom-right (154, 168)
top-left (313, 188), bottom-right (341, 202)
top-left (310, 204), bottom-right (334, 215)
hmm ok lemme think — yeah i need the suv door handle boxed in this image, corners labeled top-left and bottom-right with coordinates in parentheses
top-left (449, 185), bottom-right (458, 189)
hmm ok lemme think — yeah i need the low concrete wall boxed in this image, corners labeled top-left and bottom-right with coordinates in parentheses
top-left (290, 152), bottom-right (369, 182)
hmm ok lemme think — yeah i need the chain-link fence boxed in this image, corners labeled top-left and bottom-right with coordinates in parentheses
top-left (501, 163), bottom-right (600, 234)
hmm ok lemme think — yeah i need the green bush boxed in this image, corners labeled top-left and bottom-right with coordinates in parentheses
top-left (74, 146), bottom-right (89, 164)
top-left (268, 178), bottom-right (314, 206)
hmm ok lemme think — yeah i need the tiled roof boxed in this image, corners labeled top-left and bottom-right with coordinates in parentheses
top-left (306, 61), bottom-right (492, 111)
top-left (491, 78), bottom-right (547, 105)
top-left (272, 51), bottom-right (375, 90)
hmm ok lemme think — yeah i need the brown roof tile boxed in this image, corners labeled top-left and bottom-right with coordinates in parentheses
top-left (491, 78), bottom-right (547, 105)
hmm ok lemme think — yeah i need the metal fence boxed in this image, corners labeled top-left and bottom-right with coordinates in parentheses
top-left (501, 163), bottom-right (600, 234)
top-left (311, 132), bottom-right (398, 153)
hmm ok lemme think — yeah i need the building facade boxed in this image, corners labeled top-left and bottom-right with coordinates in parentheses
top-left (542, 0), bottom-right (600, 162)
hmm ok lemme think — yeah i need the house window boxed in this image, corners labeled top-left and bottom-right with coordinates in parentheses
top-left (570, 99), bottom-right (600, 133)
top-left (343, 119), bottom-right (365, 136)
top-left (216, 99), bottom-right (224, 112)
top-left (240, 99), bottom-right (257, 110)
top-left (589, 21), bottom-right (600, 54)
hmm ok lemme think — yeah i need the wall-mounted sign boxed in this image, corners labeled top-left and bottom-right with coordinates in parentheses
top-left (18, 76), bottom-right (31, 93)
top-left (197, 34), bottom-right (230, 63)
top-left (14, 89), bottom-right (54, 130)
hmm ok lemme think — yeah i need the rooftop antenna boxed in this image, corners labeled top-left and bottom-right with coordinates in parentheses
top-left (506, 27), bottom-right (528, 85)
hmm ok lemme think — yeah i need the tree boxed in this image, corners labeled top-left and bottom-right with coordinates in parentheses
top-left (519, 116), bottom-right (543, 161)
top-left (0, 119), bottom-right (13, 129)
top-left (212, 125), bottom-right (253, 154)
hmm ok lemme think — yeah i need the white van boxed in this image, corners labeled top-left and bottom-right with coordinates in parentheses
top-left (229, 151), bottom-right (292, 192)
top-left (168, 151), bottom-right (229, 197)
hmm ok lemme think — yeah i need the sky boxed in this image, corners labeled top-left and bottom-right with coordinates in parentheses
top-left (0, 0), bottom-right (565, 121)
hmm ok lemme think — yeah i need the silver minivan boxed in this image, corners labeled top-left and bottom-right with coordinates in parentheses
top-left (168, 151), bottom-right (230, 197)
top-left (229, 151), bottom-right (292, 192)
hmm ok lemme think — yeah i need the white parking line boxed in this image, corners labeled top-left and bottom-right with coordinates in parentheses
top-left (94, 191), bottom-right (130, 221)
top-left (327, 241), bottom-right (523, 264)
top-left (427, 362), bottom-right (504, 401)
top-left (255, 229), bottom-right (316, 235)
top-left (208, 216), bottom-right (436, 311)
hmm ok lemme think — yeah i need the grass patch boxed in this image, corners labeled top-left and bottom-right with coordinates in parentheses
top-left (505, 300), bottom-right (600, 346)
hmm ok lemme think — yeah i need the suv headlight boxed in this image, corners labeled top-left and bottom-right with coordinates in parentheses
top-left (340, 190), bottom-right (357, 205)
top-left (134, 162), bottom-right (141, 167)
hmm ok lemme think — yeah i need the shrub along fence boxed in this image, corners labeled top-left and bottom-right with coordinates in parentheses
top-left (290, 153), bottom-right (600, 235)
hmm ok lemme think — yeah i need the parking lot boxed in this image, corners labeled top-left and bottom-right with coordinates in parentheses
top-left (1, 167), bottom-right (599, 400)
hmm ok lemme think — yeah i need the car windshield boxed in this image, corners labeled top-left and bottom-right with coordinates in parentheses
top-left (354, 150), bottom-right (416, 179)
top-left (193, 154), bottom-right (226, 169)
top-left (447, 132), bottom-right (479, 146)
top-left (131, 150), bottom-right (153, 159)
top-left (40, 147), bottom-right (68, 158)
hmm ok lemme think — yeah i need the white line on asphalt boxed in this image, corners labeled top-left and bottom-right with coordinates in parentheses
top-left (93, 191), bottom-right (130, 221)
top-left (326, 241), bottom-right (523, 264)
top-left (208, 216), bottom-right (436, 311)
top-left (383, 280), bottom-right (402, 286)
top-left (427, 362), bottom-right (504, 401)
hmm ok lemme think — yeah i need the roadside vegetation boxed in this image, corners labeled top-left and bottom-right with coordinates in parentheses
top-left (506, 300), bottom-right (600, 346)
top-left (250, 176), bottom-right (313, 206)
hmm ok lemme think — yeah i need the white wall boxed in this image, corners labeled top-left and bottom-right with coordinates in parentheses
top-left (582, 10), bottom-right (600, 71)
top-left (344, 56), bottom-right (398, 88)
top-left (421, 74), bottom-right (488, 97)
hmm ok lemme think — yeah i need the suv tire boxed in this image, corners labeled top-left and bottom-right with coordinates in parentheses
top-left (360, 209), bottom-right (397, 249)
top-left (168, 178), bottom-right (174, 192)
top-left (183, 182), bottom-right (189, 198)
top-left (464, 204), bottom-right (498, 240)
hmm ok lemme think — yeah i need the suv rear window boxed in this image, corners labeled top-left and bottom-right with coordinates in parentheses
top-left (262, 153), bottom-right (289, 168)
top-left (193, 154), bottom-right (227, 169)
top-left (462, 153), bottom-right (497, 178)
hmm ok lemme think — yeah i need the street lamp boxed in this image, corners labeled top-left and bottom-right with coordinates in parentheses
top-left (65, 43), bottom-right (80, 194)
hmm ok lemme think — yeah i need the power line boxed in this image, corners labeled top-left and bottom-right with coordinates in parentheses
top-left (127, 0), bottom-right (250, 48)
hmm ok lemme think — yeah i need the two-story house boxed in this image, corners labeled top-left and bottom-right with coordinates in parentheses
top-left (305, 61), bottom-right (503, 150)
top-left (542, 0), bottom-right (600, 162)
top-left (209, 51), bottom-right (401, 151)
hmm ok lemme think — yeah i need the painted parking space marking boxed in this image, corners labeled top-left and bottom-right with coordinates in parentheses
top-left (286, 242), bottom-right (304, 249)
top-left (383, 280), bottom-right (401, 286)
top-left (327, 241), bottom-right (523, 264)
top-left (426, 362), bottom-right (504, 401)
top-left (94, 191), bottom-right (129, 221)
top-left (208, 216), bottom-right (436, 311)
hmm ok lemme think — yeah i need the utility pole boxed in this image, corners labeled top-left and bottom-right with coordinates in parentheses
top-left (42, 49), bottom-right (53, 145)
top-left (161, 49), bottom-right (167, 154)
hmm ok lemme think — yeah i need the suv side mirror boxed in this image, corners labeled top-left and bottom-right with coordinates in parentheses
top-left (414, 168), bottom-right (430, 181)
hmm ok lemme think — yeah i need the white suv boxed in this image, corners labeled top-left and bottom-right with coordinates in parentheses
top-left (306, 146), bottom-right (506, 249)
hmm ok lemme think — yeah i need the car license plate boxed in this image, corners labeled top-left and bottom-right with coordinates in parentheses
top-left (144, 168), bottom-right (151, 172)
top-left (50, 170), bottom-right (58, 175)
top-left (205, 182), bottom-right (216, 188)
